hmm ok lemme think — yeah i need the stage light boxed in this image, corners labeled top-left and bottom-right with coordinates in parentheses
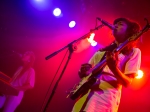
top-left (53, 8), bottom-right (61, 17)
top-left (30, 0), bottom-right (49, 10)
top-left (87, 33), bottom-right (97, 46)
top-left (35, 0), bottom-right (43, 2)
top-left (69, 21), bottom-right (76, 28)
top-left (136, 70), bottom-right (144, 79)
top-left (91, 41), bottom-right (97, 46)
top-left (87, 33), bottom-right (95, 43)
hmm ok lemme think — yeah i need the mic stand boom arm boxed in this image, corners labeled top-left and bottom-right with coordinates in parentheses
top-left (45, 24), bottom-right (104, 60)
top-left (43, 24), bottom-right (104, 112)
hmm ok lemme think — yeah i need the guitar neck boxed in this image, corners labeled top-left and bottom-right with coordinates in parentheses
top-left (90, 58), bottom-right (107, 77)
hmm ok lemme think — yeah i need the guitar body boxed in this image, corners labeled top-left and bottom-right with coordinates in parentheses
top-left (67, 57), bottom-right (107, 100)
top-left (69, 76), bottom-right (97, 100)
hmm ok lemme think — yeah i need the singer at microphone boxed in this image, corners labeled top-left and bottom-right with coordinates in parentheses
top-left (97, 17), bottom-right (115, 30)
top-left (71, 17), bottom-right (141, 112)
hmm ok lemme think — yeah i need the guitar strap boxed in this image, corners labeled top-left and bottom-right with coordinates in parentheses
top-left (96, 41), bottom-right (118, 75)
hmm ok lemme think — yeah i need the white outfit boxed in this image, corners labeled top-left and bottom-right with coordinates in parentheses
top-left (72, 48), bottom-right (141, 112)
top-left (0, 66), bottom-right (35, 112)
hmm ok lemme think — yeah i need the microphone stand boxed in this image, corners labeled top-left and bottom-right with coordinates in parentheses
top-left (43, 24), bottom-right (104, 112)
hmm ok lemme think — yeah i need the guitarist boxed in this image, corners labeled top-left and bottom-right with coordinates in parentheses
top-left (72, 18), bottom-right (141, 112)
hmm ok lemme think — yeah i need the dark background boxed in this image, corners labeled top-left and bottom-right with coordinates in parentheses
top-left (0, 0), bottom-right (150, 112)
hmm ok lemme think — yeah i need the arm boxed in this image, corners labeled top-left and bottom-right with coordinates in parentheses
top-left (108, 66), bottom-right (135, 87)
top-left (106, 48), bottom-right (141, 87)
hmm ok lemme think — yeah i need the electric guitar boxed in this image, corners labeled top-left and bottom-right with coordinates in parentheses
top-left (66, 20), bottom-right (150, 100)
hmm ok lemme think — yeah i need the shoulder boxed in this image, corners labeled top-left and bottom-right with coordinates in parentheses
top-left (90, 51), bottom-right (106, 61)
top-left (129, 47), bottom-right (141, 60)
top-left (133, 47), bottom-right (141, 53)
top-left (93, 51), bottom-right (105, 57)
top-left (89, 51), bottom-right (106, 65)
top-left (132, 48), bottom-right (141, 56)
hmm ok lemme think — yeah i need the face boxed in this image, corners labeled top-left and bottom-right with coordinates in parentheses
top-left (113, 21), bottom-right (128, 43)
top-left (21, 52), bottom-right (31, 63)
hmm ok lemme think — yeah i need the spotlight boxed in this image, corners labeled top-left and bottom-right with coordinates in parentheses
top-left (69, 21), bottom-right (76, 28)
top-left (53, 8), bottom-right (61, 17)
top-left (87, 33), bottom-right (97, 46)
top-left (136, 70), bottom-right (144, 79)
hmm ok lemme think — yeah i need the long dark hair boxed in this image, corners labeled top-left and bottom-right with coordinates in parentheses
top-left (113, 18), bottom-right (140, 40)
top-left (100, 18), bottom-right (141, 54)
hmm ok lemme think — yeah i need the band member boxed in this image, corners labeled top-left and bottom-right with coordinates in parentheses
top-left (0, 51), bottom-right (35, 112)
top-left (72, 18), bottom-right (141, 112)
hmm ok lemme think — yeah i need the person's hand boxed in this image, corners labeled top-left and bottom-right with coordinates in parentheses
top-left (78, 63), bottom-right (92, 78)
top-left (106, 51), bottom-right (119, 70)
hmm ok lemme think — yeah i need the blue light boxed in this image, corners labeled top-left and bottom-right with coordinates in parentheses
top-left (35, 0), bottom-right (43, 1)
top-left (30, 0), bottom-right (50, 10)
top-left (53, 8), bottom-right (61, 17)
top-left (69, 21), bottom-right (76, 28)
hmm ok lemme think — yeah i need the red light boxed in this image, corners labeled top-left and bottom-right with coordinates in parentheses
top-left (135, 70), bottom-right (144, 79)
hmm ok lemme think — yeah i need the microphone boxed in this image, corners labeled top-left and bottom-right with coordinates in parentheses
top-left (97, 17), bottom-right (115, 30)
top-left (12, 50), bottom-right (22, 58)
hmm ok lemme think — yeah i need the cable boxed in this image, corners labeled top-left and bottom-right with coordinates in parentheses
top-left (40, 49), bottom-right (69, 112)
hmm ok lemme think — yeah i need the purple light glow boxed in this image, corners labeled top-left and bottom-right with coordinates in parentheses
top-left (30, 0), bottom-right (50, 10)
